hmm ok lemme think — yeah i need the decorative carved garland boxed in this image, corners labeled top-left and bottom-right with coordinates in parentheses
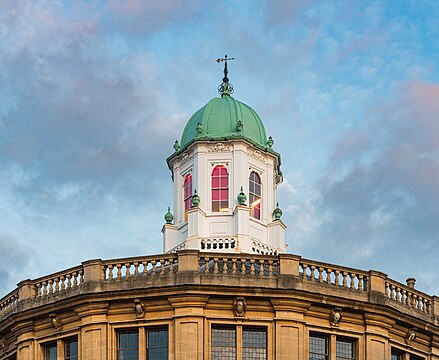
top-left (208, 143), bottom-right (231, 152)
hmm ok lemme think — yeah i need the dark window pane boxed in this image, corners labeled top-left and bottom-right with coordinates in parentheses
top-left (118, 331), bottom-right (138, 360)
top-left (45, 343), bottom-right (57, 360)
top-left (147, 328), bottom-right (168, 360)
top-left (242, 327), bottom-right (267, 359)
top-left (212, 327), bottom-right (236, 360)
top-left (336, 338), bottom-right (356, 360)
top-left (65, 338), bottom-right (78, 360)
top-left (309, 335), bottom-right (328, 360)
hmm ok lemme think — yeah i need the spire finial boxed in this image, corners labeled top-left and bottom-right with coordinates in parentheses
top-left (216, 55), bottom-right (235, 97)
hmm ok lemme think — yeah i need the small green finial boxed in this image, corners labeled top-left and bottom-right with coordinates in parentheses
top-left (267, 136), bottom-right (274, 148)
top-left (237, 120), bottom-right (243, 133)
top-left (216, 55), bottom-right (235, 97)
top-left (192, 189), bottom-right (200, 207)
top-left (273, 202), bottom-right (282, 220)
top-left (196, 122), bottom-right (202, 135)
top-left (237, 186), bottom-right (247, 205)
top-left (173, 140), bottom-right (181, 152)
top-left (164, 206), bottom-right (174, 224)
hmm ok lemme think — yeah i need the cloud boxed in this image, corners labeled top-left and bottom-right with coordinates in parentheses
top-left (0, 234), bottom-right (29, 293)
top-left (300, 81), bottom-right (439, 291)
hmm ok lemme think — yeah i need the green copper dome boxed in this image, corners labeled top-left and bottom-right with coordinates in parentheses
top-left (180, 96), bottom-right (267, 149)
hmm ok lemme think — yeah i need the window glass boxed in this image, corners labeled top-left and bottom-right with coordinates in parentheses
top-left (309, 334), bottom-right (328, 360)
top-left (242, 327), bottom-right (267, 359)
top-left (45, 343), bottom-right (57, 360)
top-left (65, 338), bottom-right (78, 360)
top-left (118, 331), bottom-right (138, 360)
top-left (249, 171), bottom-right (261, 220)
top-left (391, 350), bottom-right (403, 360)
top-left (336, 338), bottom-right (356, 360)
top-left (212, 166), bottom-right (229, 212)
top-left (184, 174), bottom-right (192, 214)
top-left (147, 328), bottom-right (168, 360)
top-left (211, 327), bottom-right (236, 360)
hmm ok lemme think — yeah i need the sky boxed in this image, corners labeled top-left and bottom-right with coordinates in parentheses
top-left (0, 0), bottom-right (438, 297)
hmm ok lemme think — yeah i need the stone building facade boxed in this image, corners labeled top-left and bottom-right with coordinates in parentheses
top-left (1, 63), bottom-right (438, 359)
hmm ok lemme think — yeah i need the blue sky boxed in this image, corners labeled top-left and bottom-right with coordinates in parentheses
top-left (0, 0), bottom-right (438, 296)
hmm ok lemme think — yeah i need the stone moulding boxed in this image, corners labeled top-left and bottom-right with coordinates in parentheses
top-left (0, 251), bottom-right (436, 324)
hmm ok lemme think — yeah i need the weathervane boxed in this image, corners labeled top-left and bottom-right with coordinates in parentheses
top-left (217, 54), bottom-right (235, 96)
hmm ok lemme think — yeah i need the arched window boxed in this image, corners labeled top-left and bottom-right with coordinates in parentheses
top-left (212, 165), bottom-right (229, 212)
top-left (249, 171), bottom-right (261, 220)
top-left (184, 174), bottom-right (192, 219)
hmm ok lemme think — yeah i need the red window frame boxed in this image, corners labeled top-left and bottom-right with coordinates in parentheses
top-left (184, 174), bottom-right (192, 218)
top-left (249, 171), bottom-right (261, 220)
top-left (212, 165), bottom-right (229, 212)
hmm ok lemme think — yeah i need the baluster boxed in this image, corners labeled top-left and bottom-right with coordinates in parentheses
top-left (317, 267), bottom-right (323, 282)
top-left (141, 261), bottom-right (148, 275)
top-left (310, 266), bottom-right (316, 281)
top-left (241, 259), bottom-right (246, 274)
top-left (72, 272), bottom-right (78, 286)
top-left (390, 285), bottom-right (395, 300)
top-left (160, 259), bottom-right (166, 275)
top-left (232, 259), bottom-right (237, 274)
top-left (151, 260), bottom-right (157, 276)
top-left (108, 265), bottom-right (114, 280)
top-left (250, 259), bottom-right (256, 275)
top-left (35, 283), bottom-right (41, 297)
top-left (213, 258), bottom-right (219, 274)
top-left (413, 294), bottom-right (418, 309)
top-left (302, 264), bottom-right (309, 280)
top-left (418, 296), bottom-right (423, 311)
top-left (66, 274), bottom-right (72, 288)
top-left (79, 270), bottom-right (84, 284)
top-left (133, 262), bottom-right (139, 275)
top-left (168, 258), bottom-right (174, 273)
top-left (124, 263), bottom-right (130, 276)
top-left (223, 258), bottom-right (228, 273)
top-left (359, 275), bottom-right (364, 290)
top-left (350, 274), bottom-right (356, 289)
top-left (395, 287), bottom-right (401, 302)
top-left (53, 277), bottom-right (59, 293)
top-left (334, 270), bottom-right (340, 286)
top-left (342, 272), bottom-right (348, 287)
top-left (401, 289), bottom-right (406, 304)
top-left (424, 299), bottom-right (429, 314)
top-left (259, 260), bottom-right (265, 276)
top-left (58, 275), bottom-right (65, 291)
top-left (268, 260), bottom-right (274, 277)
top-left (204, 257), bottom-right (210, 273)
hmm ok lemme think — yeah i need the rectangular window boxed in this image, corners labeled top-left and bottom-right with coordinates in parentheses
top-left (147, 328), bottom-right (168, 360)
top-left (45, 343), bottom-right (57, 360)
top-left (65, 338), bottom-right (78, 360)
top-left (118, 331), bottom-right (138, 360)
top-left (391, 349), bottom-right (403, 360)
top-left (309, 334), bottom-right (328, 360)
top-left (211, 327), bottom-right (236, 360)
top-left (242, 327), bottom-right (267, 359)
top-left (336, 338), bottom-right (356, 360)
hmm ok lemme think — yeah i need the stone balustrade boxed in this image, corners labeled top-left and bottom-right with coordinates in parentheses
top-left (299, 258), bottom-right (369, 291)
top-left (251, 240), bottom-right (278, 256)
top-left (385, 279), bottom-right (432, 314)
top-left (0, 251), bottom-right (437, 322)
top-left (199, 253), bottom-right (278, 276)
top-left (102, 255), bottom-right (178, 280)
top-left (200, 237), bottom-right (236, 251)
top-left (0, 289), bottom-right (18, 318)
top-left (33, 265), bottom-right (84, 298)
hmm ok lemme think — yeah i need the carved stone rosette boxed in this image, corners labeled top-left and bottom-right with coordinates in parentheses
top-left (233, 297), bottom-right (246, 317)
